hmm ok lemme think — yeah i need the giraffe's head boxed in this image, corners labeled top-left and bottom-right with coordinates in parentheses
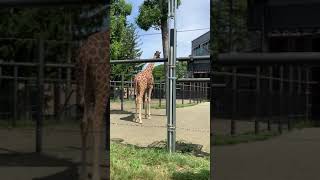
top-left (154, 51), bottom-right (161, 58)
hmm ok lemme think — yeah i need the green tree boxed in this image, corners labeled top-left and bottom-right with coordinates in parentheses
top-left (212, 0), bottom-right (248, 53)
top-left (153, 61), bottom-right (187, 81)
top-left (136, 0), bottom-right (181, 59)
top-left (110, 0), bottom-right (143, 81)
top-left (153, 64), bottom-right (165, 81)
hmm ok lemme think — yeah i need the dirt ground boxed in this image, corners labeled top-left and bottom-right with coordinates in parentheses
top-left (214, 127), bottom-right (320, 180)
top-left (0, 127), bottom-right (107, 180)
top-left (110, 100), bottom-right (210, 153)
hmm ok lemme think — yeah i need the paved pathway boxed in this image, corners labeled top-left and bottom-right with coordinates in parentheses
top-left (110, 102), bottom-right (210, 152)
top-left (214, 128), bottom-right (320, 180)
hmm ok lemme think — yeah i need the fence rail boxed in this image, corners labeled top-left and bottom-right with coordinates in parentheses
top-left (212, 53), bottom-right (318, 136)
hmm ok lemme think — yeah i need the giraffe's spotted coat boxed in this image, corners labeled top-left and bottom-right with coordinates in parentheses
top-left (134, 51), bottom-right (160, 123)
top-left (75, 30), bottom-right (110, 180)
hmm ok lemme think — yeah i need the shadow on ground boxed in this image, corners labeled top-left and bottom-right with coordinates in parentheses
top-left (110, 109), bottom-right (132, 115)
top-left (0, 151), bottom-right (78, 180)
top-left (111, 139), bottom-right (209, 157)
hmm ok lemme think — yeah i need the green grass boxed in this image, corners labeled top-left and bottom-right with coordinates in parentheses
top-left (152, 103), bottom-right (198, 109)
top-left (214, 131), bottom-right (280, 146)
top-left (110, 143), bottom-right (209, 180)
top-left (292, 120), bottom-right (316, 129)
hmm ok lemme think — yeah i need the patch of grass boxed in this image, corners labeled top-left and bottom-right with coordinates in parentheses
top-left (110, 143), bottom-right (209, 180)
top-left (293, 120), bottom-right (316, 129)
top-left (214, 131), bottom-right (280, 146)
top-left (152, 103), bottom-right (198, 109)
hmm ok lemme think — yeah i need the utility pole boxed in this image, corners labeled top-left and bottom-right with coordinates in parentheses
top-left (167, 0), bottom-right (177, 153)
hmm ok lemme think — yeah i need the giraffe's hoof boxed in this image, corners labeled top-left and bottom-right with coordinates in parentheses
top-left (139, 121), bottom-right (142, 124)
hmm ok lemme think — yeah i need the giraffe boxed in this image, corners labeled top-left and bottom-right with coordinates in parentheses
top-left (76, 30), bottom-right (110, 180)
top-left (133, 51), bottom-right (160, 124)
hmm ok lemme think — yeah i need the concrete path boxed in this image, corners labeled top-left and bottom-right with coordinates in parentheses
top-left (214, 128), bottom-right (320, 180)
top-left (110, 102), bottom-right (210, 152)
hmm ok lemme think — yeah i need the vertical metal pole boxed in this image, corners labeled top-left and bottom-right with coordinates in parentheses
top-left (298, 67), bottom-right (302, 119)
top-left (231, 66), bottom-right (237, 135)
top-left (189, 82), bottom-right (192, 104)
top-left (159, 81), bottom-right (162, 107)
top-left (167, 0), bottom-right (177, 153)
top-left (255, 66), bottom-right (260, 134)
top-left (182, 82), bottom-right (184, 104)
top-left (288, 65), bottom-right (293, 130)
top-left (66, 43), bottom-right (72, 117)
top-left (127, 83), bottom-right (129, 100)
top-left (306, 67), bottom-right (310, 122)
top-left (268, 66), bottom-right (273, 131)
top-left (13, 65), bottom-right (18, 127)
top-left (0, 61), bottom-right (2, 87)
top-left (121, 73), bottom-right (124, 111)
top-left (278, 65), bottom-right (283, 134)
top-left (36, 37), bottom-right (44, 153)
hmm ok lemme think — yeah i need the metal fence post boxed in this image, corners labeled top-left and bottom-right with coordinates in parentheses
top-left (159, 81), bottom-right (162, 107)
top-left (255, 66), bottom-right (260, 134)
top-left (121, 73), bottom-right (124, 111)
top-left (268, 66), bottom-right (273, 131)
top-left (288, 65), bottom-right (293, 130)
top-left (13, 65), bottom-right (18, 127)
top-left (167, 0), bottom-right (177, 153)
top-left (36, 37), bottom-right (44, 153)
top-left (305, 67), bottom-right (310, 123)
top-left (297, 67), bottom-right (302, 121)
top-left (278, 65), bottom-right (283, 134)
top-left (182, 82), bottom-right (184, 104)
top-left (189, 82), bottom-right (192, 104)
top-left (231, 66), bottom-right (237, 135)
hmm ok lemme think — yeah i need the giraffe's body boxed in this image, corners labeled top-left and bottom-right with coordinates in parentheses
top-left (76, 30), bottom-right (110, 180)
top-left (134, 51), bottom-right (160, 123)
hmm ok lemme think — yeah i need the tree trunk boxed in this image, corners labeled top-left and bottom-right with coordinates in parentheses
top-left (161, 18), bottom-right (169, 115)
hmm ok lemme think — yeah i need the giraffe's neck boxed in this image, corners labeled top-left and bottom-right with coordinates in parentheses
top-left (144, 63), bottom-right (154, 74)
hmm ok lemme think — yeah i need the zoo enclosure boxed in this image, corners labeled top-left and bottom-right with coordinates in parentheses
top-left (0, 36), bottom-right (210, 153)
top-left (212, 52), bottom-right (319, 136)
top-left (110, 78), bottom-right (211, 111)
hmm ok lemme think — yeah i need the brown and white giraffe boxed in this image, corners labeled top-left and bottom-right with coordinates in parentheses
top-left (133, 51), bottom-right (160, 124)
top-left (76, 30), bottom-right (110, 180)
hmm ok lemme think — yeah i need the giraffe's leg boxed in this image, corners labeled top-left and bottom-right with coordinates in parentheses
top-left (134, 95), bottom-right (138, 122)
top-left (148, 86), bottom-right (153, 119)
top-left (138, 95), bottom-right (143, 124)
top-left (79, 65), bottom-right (90, 180)
top-left (80, 103), bottom-right (90, 180)
top-left (92, 104), bottom-right (104, 180)
top-left (144, 93), bottom-right (148, 119)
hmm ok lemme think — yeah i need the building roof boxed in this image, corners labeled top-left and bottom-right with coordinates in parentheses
top-left (191, 31), bottom-right (210, 44)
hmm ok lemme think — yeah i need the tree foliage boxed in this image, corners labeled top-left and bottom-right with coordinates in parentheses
top-left (153, 62), bottom-right (187, 81)
top-left (136, 0), bottom-right (181, 31)
top-left (212, 0), bottom-right (248, 53)
top-left (110, 0), bottom-right (143, 81)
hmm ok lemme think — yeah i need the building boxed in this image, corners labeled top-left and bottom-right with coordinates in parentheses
top-left (188, 31), bottom-right (210, 78)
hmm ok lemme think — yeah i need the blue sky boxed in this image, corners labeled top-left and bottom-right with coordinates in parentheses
top-left (126, 0), bottom-right (210, 59)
